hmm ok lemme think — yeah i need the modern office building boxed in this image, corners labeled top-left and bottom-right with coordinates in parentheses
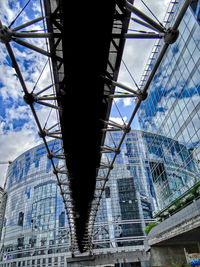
top-left (138, 0), bottom-right (200, 208)
top-left (94, 130), bottom-right (199, 248)
top-left (95, 130), bottom-right (155, 249)
top-left (0, 140), bottom-right (70, 267)
top-left (0, 130), bottom-right (199, 265)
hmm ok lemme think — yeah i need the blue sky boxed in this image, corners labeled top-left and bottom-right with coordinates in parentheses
top-left (0, 0), bottom-right (170, 187)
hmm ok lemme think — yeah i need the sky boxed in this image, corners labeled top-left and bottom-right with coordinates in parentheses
top-left (0, 0), bottom-right (171, 187)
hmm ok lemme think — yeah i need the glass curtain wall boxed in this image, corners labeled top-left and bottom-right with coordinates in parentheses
top-left (0, 141), bottom-right (69, 266)
top-left (138, 0), bottom-right (200, 209)
top-left (0, 130), bottom-right (199, 265)
top-left (95, 130), bottom-right (199, 247)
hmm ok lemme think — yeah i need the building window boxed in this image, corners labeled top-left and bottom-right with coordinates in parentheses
top-left (190, 0), bottom-right (198, 14)
top-left (18, 212), bottom-right (24, 227)
top-left (105, 187), bottom-right (110, 198)
top-left (17, 237), bottom-right (24, 248)
top-left (59, 211), bottom-right (65, 227)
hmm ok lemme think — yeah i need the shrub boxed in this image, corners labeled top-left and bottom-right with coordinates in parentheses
top-left (190, 183), bottom-right (200, 197)
top-left (145, 222), bottom-right (158, 235)
top-left (185, 193), bottom-right (195, 203)
top-left (173, 199), bottom-right (183, 209)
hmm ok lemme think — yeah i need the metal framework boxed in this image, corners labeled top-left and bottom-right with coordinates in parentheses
top-left (0, 0), bottom-right (192, 254)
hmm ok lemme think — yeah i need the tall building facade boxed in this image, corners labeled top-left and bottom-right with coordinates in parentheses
top-left (0, 131), bottom-right (199, 265)
top-left (0, 140), bottom-right (70, 267)
top-left (95, 130), bottom-right (155, 249)
top-left (138, 0), bottom-right (200, 207)
top-left (94, 130), bottom-right (199, 248)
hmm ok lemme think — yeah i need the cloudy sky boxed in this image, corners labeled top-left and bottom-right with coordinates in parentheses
top-left (0, 0), bottom-right (170, 187)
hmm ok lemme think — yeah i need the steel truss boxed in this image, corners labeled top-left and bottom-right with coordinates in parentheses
top-left (0, 0), bottom-right (192, 254)
top-left (86, 0), bottom-right (192, 254)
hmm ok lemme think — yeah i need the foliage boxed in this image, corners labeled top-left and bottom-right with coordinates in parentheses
top-left (190, 183), bottom-right (200, 197)
top-left (173, 199), bottom-right (183, 209)
top-left (156, 182), bottom-right (200, 220)
top-left (145, 222), bottom-right (158, 235)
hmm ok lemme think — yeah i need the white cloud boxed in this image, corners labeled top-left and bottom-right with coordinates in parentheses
top-left (109, 116), bottom-right (128, 125)
top-left (123, 97), bottom-right (133, 107)
top-left (0, 123), bottom-right (41, 187)
top-left (0, 0), bottom-right (20, 25)
top-left (36, 105), bottom-right (59, 130)
top-left (0, 0), bottom-right (172, 188)
top-left (118, 0), bottom-right (171, 85)
top-left (0, 0), bottom-right (55, 187)
top-left (114, 0), bottom-right (171, 121)
top-left (5, 105), bottom-right (29, 120)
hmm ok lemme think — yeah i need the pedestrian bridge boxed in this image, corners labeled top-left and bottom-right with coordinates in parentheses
top-left (67, 245), bottom-right (149, 267)
top-left (0, 0), bottom-right (192, 253)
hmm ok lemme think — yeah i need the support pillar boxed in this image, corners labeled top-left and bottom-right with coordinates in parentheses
top-left (150, 244), bottom-right (199, 266)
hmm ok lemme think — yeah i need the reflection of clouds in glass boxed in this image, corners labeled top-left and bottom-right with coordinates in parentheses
top-left (139, 6), bottom-right (200, 148)
top-left (137, 2), bottom-right (200, 211)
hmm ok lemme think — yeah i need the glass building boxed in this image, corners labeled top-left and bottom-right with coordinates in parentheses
top-left (94, 130), bottom-right (199, 248)
top-left (138, 0), bottom-right (200, 208)
top-left (0, 140), bottom-right (70, 267)
top-left (0, 130), bottom-right (199, 265)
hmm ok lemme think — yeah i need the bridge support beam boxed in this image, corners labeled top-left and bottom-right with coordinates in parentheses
top-left (146, 199), bottom-right (200, 266)
top-left (66, 249), bottom-right (150, 266)
top-left (150, 243), bottom-right (200, 267)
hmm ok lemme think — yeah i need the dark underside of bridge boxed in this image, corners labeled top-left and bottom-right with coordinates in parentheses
top-left (44, 0), bottom-right (131, 252)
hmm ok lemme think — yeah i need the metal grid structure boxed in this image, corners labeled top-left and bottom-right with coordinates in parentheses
top-left (138, 0), bottom-right (200, 211)
top-left (0, 0), bottom-right (192, 254)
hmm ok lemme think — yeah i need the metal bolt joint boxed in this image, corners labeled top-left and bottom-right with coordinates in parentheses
top-left (23, 92), bottom-right (35, 105)
top-left (115, 149), bottom-right (121, 155)
top-left (38, 130), bottom-right (46, 138)
top-left (53, 169), bottom-right (58, 175)
top-left (138, 90), bottom-right (148, 101)
top-left (47, 153), bottom-right (53, 160)
top-left (123, 125), bottom-right (131, 133)
top-left (0, 23), bottom-right (12, 44)
top-left (110, 165), bottom-right (114, 170)
top-left (164, 28), bottom-right (179, 44)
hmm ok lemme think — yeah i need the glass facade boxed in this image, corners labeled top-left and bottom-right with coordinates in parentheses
top-left (0, 140), bottom-right (70, 267)
top-left (138, 0), bottom-right (200, 208)
top-left (95, 130), bottom-right (156, 249)
top-left (94, 130), bottom-right (199, 248)
top-left (0, 130), bottom-right (199, 265)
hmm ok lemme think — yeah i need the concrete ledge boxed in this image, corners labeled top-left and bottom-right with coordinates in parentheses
top-left (147, 198), bottom-right (200, 246)
top-left (66, 250), bottom-right (150, 266)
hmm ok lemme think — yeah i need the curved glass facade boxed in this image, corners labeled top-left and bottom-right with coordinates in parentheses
top-left (95, 130), bottom-right (199, 248)
top-left (0, 131), bottom-right (199, 265)
top-left (0, 140), bottom-right (70, 267)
